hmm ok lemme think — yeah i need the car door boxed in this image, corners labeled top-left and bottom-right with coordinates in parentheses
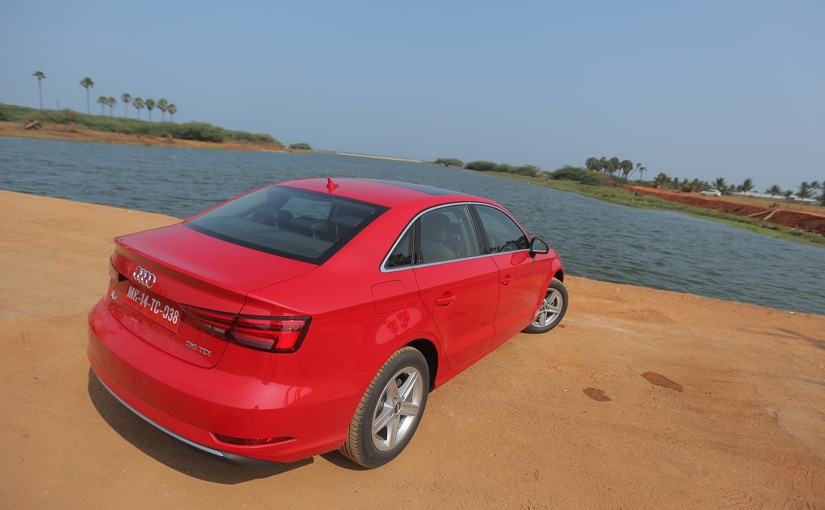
top-left (472, 204), bottom-right (550, 343)
top-left (411, 205), bottom-right (500, 370)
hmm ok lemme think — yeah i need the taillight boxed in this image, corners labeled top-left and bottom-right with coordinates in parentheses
top-left (182, 305), bottom-right (310, 353)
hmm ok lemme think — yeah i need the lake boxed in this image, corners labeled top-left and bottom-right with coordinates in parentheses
top-left (1, 136), bottom-right (822, 316)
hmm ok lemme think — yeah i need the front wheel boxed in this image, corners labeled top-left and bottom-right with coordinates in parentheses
top-left (523, 278), bottom-right (568, 333)
top-left (340, 347), bottom-right (429, 468)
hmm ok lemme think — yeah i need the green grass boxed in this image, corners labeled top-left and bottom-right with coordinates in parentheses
top-left (487, 172), bottom-right (825, 248)
top-left (0, 103), bottom-right (282, 146)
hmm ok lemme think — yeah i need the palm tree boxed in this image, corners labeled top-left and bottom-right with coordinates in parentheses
top-left (739, 178), bottom-right (754, 193)
top-left (608, 157), bottom-right (620, 178)
top-left (107, 96), bottom-right (116, 116)
top-left (766, 184), bottom-right (782, 199)
top-left (132, 97), bottom-right (144, 120)
top-left (811, 181), bottom-right (823, 207)
top-left (637, 165), bottom-right (647, 183)
top-left (620, 159), bottom-right (634, 183)
top-left (797, 182), bottom-right (812, 200)
top-left (157, 98), bottom-right (168, 122)
top-left (121, 93), bottom-right (131, 118)
top-left (97, 96), bottom-right (107, 115)
top-left (32, 71), bottom-right (46, 110)
top-left (585, 157), bottom-right (599, 172)
top-left (80, 77), bottom-right (94, 114)
top-left (654, 172), bottom-right (670, 189)
top-left (167, 103), bottom-right (177, 122)
top-left (713, 177), bottom-right (727, 193)
top-left (145, 98), bottom-right (155, 121)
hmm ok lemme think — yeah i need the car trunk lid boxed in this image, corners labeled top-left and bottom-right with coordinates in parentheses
top-left (105, 223), bottom-right (317, 367)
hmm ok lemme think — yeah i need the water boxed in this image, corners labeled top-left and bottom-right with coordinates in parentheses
top-left (2, 137), bottom-right (823, 316)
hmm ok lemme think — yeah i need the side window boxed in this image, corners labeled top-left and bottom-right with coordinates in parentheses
top-left (385, 228), bottom-right (414, 269)
top-left (419, 205), bottom-right (481, 264)
top-left (475, 206), bottom-right (529, 253)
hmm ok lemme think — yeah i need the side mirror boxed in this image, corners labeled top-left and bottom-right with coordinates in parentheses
top-left (529, 237), bottom-right (550, 255)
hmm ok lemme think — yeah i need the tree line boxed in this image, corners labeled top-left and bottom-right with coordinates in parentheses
top-left (34, 71), bottom-right (177, 122)
top-left (435, 153), bottom-right (824, 205)
top-left (586, 156), bottom-right (823, 204)
top-left (649, 173), bottom-right (824, 203)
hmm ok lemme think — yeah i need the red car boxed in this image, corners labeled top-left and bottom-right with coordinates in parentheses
top-left (87, 178), bottom-right (567, 468)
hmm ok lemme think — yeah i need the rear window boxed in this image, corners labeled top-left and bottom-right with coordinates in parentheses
top-left (186, 185), bottom-right (387, 264)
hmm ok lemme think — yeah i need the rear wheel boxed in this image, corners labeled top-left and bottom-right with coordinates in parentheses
top-left (340, 347), bottom-right (429, 468)
top-left (523, 278), bottom-right (568, 333)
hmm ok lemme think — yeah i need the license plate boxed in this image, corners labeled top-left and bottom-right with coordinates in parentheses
top-left (120, 282), bottom-right (183, 333)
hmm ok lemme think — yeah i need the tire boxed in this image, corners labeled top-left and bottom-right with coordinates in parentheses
top-left (523, 277), bottom-right (568, 334)
top-left (340, 347), bottom-right (429, 468)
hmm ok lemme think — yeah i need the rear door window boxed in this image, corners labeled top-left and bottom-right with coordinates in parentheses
top-left (418, 205), bottom-right (482, 264)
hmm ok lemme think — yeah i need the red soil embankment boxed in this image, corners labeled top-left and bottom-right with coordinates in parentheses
top-left (625, 185), bottom-right (825, 236)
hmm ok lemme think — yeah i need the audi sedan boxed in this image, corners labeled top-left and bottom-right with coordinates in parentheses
top-left (87, 177), bottom-right (567, 468)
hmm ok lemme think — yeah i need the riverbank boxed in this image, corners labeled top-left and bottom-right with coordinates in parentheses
top-left (626, 185), bottom-right (825, 237)
top-left (0, 120), bottom-right (286, 153)
top-left (495, 173), bottom-right (825, 247)
top-left (1, 190), bottom-right (823, 508)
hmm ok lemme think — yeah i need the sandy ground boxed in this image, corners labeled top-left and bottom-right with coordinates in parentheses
top-left (1, 190), bottom-right (824, 509)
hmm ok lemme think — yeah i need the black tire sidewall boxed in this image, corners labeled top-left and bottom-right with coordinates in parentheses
top-left (346, 347), bottom-right (430, 468)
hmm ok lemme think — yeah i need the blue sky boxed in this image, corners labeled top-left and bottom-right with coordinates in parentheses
top-left (2, 0), bottom-right (823, 191)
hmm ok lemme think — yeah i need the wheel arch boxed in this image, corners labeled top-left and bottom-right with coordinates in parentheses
top-left (406, 338), bottom-right (439, 391)
top-left (553, 269), bottom-right (564, 282)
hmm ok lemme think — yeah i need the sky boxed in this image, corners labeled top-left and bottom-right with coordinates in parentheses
top-left (2, 0), bottom-right (823, 192)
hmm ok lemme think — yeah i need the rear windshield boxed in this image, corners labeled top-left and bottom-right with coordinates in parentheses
top-left (187, 185), bottom-right (387, 264)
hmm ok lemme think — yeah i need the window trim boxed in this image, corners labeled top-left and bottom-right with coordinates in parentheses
top-left (469, 203), bottom-right (531, 255)
top-left (380, 202), bottom-right (531, 272)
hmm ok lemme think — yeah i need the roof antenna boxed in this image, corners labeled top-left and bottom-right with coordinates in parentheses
top-left (326, 177), bottom-right (339, 194)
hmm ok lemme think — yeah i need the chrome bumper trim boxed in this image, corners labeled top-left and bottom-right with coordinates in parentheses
top-left (94, 373), bottom-right (228, 458)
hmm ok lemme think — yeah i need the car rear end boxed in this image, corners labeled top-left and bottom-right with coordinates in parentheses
top-left (87, 182), bottom-right (391, 463)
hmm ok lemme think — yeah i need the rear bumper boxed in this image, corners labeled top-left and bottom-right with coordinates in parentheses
top-left (93, 373), bottom-right (267, 466)
top-left (87, 299), bottom-right (364, 464)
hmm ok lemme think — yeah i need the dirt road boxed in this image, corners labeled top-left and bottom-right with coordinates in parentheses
top-left (1, 191), bottom-right (823, 509)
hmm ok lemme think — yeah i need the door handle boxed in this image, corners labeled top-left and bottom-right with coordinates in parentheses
top-left (435, 294), bottom-right (456, 306)
top-left (501, 275), bottom-right (513, 286)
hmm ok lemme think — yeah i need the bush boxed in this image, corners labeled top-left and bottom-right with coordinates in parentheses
top-left (61, 109), bottom-right (78, 123)
top-left (229, 131), bottom-right (277, 144)
top-left (171, 122), bottom-right (225, 142)
top-left (513, 164), bottom-right (541, 177)
top-left (289, 143), bottom-right (312, 150)
top-left (548, 166), bottom-right (604, 186)
top-left (433, 158), bottom-right (464, 167)
top-left (465, 160), bottom-right (498, 171)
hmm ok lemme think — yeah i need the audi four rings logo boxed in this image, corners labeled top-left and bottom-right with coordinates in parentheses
top-left (133, 266), bottom-right (157, 288)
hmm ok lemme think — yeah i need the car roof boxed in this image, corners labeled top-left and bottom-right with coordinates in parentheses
top-left (279, 178), bottom-right (481, 208)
